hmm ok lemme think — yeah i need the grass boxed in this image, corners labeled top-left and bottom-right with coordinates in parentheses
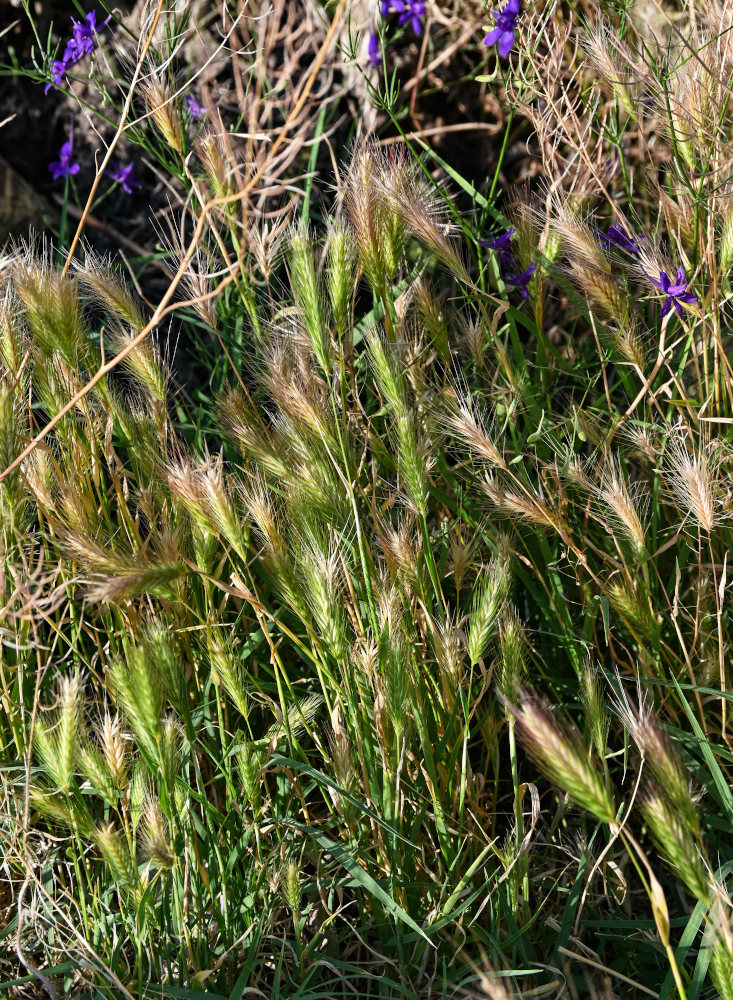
top-left (2, 0), bottom-right (733, 997)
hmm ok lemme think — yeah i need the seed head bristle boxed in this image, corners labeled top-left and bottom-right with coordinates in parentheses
top-left (109, 325), bottom-right (167, 405)
top-left (77, 255), bottom-right (146, 328)
top-left (325, 219), bottom-right (357, 343)
top-left (327, 720), bottom-right (358, 819)
top-left (219, 387), bottom-right (288, 479)
top-left (431, 617), bottom-right (465, 700)
top-left (237, 742), bottom-right (263, 816)
top-left (344, 141), bottom-right (407, 295)
top-left (78, 739), bottom-right (117, 806)
top-left (297, 532), bottom-right (349, 662)
top-left (374, 147), bottom-right (469, 284)
top-left (288, 223), bottom-right (330, 373)
top-left (378, 515), bottom-right (421, 586)
top-left (56, 672), bottom-right (83, 789)
top-left (209, 632), bottom-right (250, 719)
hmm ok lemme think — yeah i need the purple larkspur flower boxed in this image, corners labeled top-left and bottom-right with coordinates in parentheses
top-left (478, 226), bottom-right (516, 251)
top-left (45, 10), bottom-right (108, 93)
top-left (484, 0), bottom-right (521, 59)
top-left (647, 267), bottom-right (697, 318)
top-left (368, 32), bottom-right (381, 66)
top-left (108, 160), bottom-right (139, 194)
top-left (67, 14), bottom-right (96, 59)
top-left (505, 262), bottom-right (536, 301)
top-left (597, 222), bottom-right (642, 253)
top-left (478, 226), bottom-right (516, 269)
top-left (48, 126), bottom-right (80, 181)
top-left (186, 93), bottom-right (207, 118)
top-left (44, 58), bottom-right (68, 94)
top-left (382, 0), bottom-right (426, 35)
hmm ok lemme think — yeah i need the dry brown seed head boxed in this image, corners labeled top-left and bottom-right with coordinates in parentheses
top-left (552, 207), bottom-right (612, 277)
top-left (566, 262), bottom-right (630, 322)
top-left (448, 530), bottom-right (476, 595)
top-left (582, 22), bottom-right (637, 118)
top-left (658, 186), bottom-right (696, 251)
top-left (664, 433), bottom-right (719, 533)
top-left (22, 448), bottom-right (55, 510)
top-left (459, 312), bottom-right (487, 368)
top-left (604, 322), bottom-right (647, 370)
top-left (375, 580), bottom-right (402, 634)
top-left (344, 141), bottom-right (398, 292)
top-left (564, 455), bottom-right (594, 491)
top-left (328, 720), bottom-right (357, 798)
top-left (77, 255), bottom-right (146, 328)
top-left (620, 423), bottom-right (659, 464)
top-left (351, 638), bottom-right (379, 679)
top-left (445, 393), bottom-right (505, 468)
top-left (379, 515), bottom-right (421, 584)
top-left (596, 457), bottom-right (647, 552)
top-left (249, 221), bottom-right (287, 281)
top-left (482, 474), bottom-right (556, 530)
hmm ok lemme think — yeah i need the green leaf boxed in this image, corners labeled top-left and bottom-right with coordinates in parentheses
top-left (288, 821), bottom-right (434, 945)
top-left (671, 677), bottom-right (733, 824)
top-left (268, 754), bottom-right (416, 845)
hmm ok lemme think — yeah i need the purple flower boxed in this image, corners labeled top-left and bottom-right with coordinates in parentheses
top-left (44, 10), bottom-right (108, 93)
top-left (479, 226), bottom-right (517, 272)
top-left (186, 93), bottom-right (207, 118)
top-left (479, 226), bottom-right (535, 301)
top-left (44, 58), bottom-right (68, 94)
top-left (483, 0), bottom-right (521, 59)
top-left (647, 267), bottom-right (697, 319)
top-left (478, 226), bottom-right (516, 251)
top-left (382, 0), bottom-right (426, 35)
top-left (48, 125), bottom-right (81, 181)
top-left (597, 222), bottom-right (642, 253)
top-left (368, 32), bottom-right (381, 66)
top-left (505, 262), bottom-right (536, 301)
top-left (107, 160), bottom-right (139, 194)
top-left (70, 10), bottom-right (108, 55)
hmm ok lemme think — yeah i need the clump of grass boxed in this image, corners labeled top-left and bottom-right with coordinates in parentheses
top-left (5, 0), bottom-right (733, 996)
